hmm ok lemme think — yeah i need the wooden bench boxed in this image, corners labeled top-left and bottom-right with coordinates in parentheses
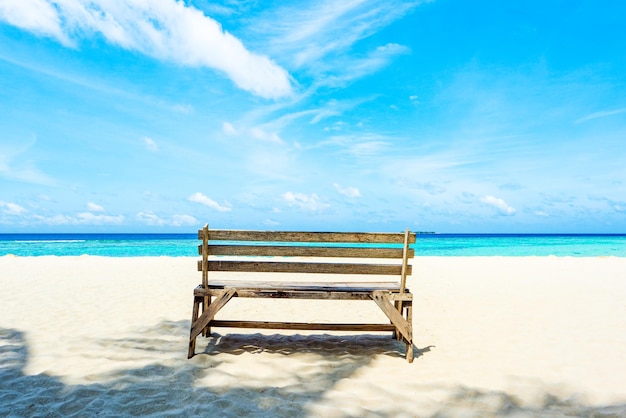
top-left (187, 225), bottom-right (416, 362)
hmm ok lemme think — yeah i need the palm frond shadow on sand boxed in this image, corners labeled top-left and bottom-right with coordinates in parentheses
top-left (1, 324), bottom-right (624, 417)
top-left (197, 331), bottom-right (415, 358)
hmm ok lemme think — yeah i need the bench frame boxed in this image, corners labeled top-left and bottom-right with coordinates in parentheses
top-left (188, 225), bottom-right (416, 362)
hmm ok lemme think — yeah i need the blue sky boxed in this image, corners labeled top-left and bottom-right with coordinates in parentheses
top-left (1, 0), bottom-right (625, 233)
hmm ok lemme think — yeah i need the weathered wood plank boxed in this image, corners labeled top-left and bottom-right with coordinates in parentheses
top-left (202, 280), bottom-right (401, 290)
top-left (206, 245), bottom-right (414, 259)
top-left (201, 229), bottom-right (417, 244)
top-left (190, 288), bottom-right (236, 341)
top-left (225, 290), bottom-right (376, 299)
top-left (203, 260), bottom-right (411, 275)
top-left (201, 224), bottom-right (209, 289)
top-left (371, 291), bottom-right (412, 343)
top-left (400, 229), bottom-right (411, 292)
top-left (195, 285), bottom-right (413, 301)
top-left (188, 297), bottom-right (201, 358)
top-left (208, 320), bottom-right (397, 332)
top-left (200, 289), bottom-right (411, 300)
top-left (406, 302), bottom-right (414, 362)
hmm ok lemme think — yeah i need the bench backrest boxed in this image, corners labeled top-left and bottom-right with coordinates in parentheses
top-left (198, 225), bottom-right (416, 291)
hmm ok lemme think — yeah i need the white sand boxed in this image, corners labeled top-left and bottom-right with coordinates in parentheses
top-left (1, 256), bottom-right (625, 417)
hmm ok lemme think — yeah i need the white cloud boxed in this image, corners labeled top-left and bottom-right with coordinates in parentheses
top-left (0, 201), bottom-right (27, 215)
top-left (250, 127), bottom-right (284, 144)
top-left (349, 140), bottom-right (388, 157)
top-left (87, 202), bottom-right (105, 212)
top-left (33, 214), bottom-right (74, 225)
top-left (260, 1), bottom-right (417, 68)
top-left (0, 0), bottom-right (68, 43)
top-left (264, 218), bottom-right (280, 226)
top-left (0, 0), bottom-right (292, 98)
top-left (480, 195), bottom-right (516, 216)
top-left (222, 122), bottom-right (237, 136)
top-left (142, 137), bottom-right (159, 152)
top-left (137, 211), bottom-right (197, 226)
top-left (248, 1), bottom-right (418, 91)
top-left (403, 181), bottom-right (446, 195)
top-left (32, 212), bottom-right (124, 225)
top-left (327, 42), bottom-right (410, 87)
top-left (0, 140), bottom-right (56, 186)
top-left (189, 192), bottom-right (232, 212)
top-left (333, 183), bottom-right (361, 198)
top-left (172, 103), bottom-right (193, 113)
top-left (75, 212), bottom-right (125, 225)
top-left (172, 214), bottom-right (197, 226)
top-left (575, 108), bottom-right (626, 124)
top-left (283, 191), bottom-right (329, 211)
top-left (137, 211), bottom-right (165, 226)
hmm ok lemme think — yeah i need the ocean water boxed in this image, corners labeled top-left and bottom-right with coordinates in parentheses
top-left (0, 233), bottom-right (625, 257)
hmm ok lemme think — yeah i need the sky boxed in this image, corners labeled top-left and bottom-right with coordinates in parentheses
top-left (1, 0), bottom-right (625, 233)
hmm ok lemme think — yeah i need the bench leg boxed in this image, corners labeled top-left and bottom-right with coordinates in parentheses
top-left (373, 292), bottom-right (414, 363)
top-left (405, 301), bottom-right (414, 363)
top-left (393, 302), bottom-right (408, 341)
top-left (188, 295), bottom-right (201, 358)
top-left (372, 291), bottom-right (413, 360)
top-left (202, 295), bottom-right (212, 337)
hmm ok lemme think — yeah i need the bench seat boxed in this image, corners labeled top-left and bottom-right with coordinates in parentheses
top-left (196, 280), bottom-right (407, 292)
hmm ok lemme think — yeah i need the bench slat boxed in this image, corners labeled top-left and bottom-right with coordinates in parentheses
top-left (198, 260), bottom-right (411, 275)
top-left (199, 280), bottom-right (402, 291)
top-left (208, 320), bottom-right (397, 332)
top-left (197, 288), bottom-right (412, 300)
top-left (207, 290), bottom-right (379, 300)
top-left (202, 244), bottom-right (413, 259)
top-left (201, 229), bottom-right (417, 244)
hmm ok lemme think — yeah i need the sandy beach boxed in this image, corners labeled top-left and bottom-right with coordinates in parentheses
top-left (1, 255), bottom-right (625, 417)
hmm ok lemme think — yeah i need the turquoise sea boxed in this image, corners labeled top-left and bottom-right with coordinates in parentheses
top-left (0, 233), bottom-right (625, 257)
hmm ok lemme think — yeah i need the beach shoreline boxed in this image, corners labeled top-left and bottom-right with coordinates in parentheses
top-left (1, 255), bottom-right (625, 416)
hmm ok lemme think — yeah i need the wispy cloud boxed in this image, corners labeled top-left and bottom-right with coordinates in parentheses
top-left (75, 212), bottom-right (125, 225)
top-left (137, 211), bottom-right (197, 226)
top-left (27, 212), bottom-right (125, 225)
top-left (401, 181), bottom-right (447, 195)
top-left (222, 122), bottom-right (237, 136)
top-left (0, 137), bottom-right (56, 186)
top-left (613, 203), bottom-right (626, 213)
top-left (283, 192), bottom-right (330, 211)
top-left (316, 42), bottom-right (410, 89)
top-left (480, 195), bottom-right (516, 216)
top-left (141, 137), bottom-right (159, 152)
top-left (575, 108), bottom-right (626, 124)
top-left (250, 127), bottom-right (284, 144)
top-left (258, 1), bottom-right (419, 66)
top-left (334, 183), bottom-right (361, 198)
top-left (221, 121), bottom-right (284, 144)
top-left (86, 202), bottom-right (105, 212)
top-left (0, 0), bottom-right (292, 98)
top-left (172, 214), bottom-right (198, 226)
top-left (0, 201), bottom-right (27, 216)
top-left (250, 0), bottom-right (420, 88)
top-left (189, 192), bottom-right (232, 212)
